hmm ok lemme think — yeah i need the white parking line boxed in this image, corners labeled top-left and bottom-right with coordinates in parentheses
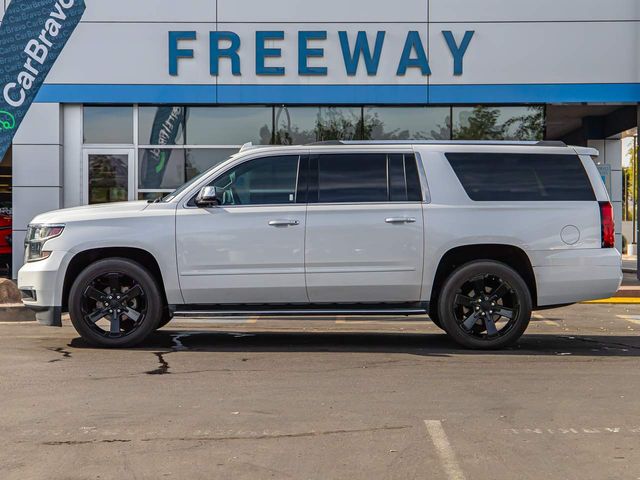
top-left (532, 313), bottom-right (559, 327)
top-left (616, 315), bottom-right (640, 326)
top-left (424, 420), bottom-right (466, 480)
top-left (543, 320), bottom-right (560, 327)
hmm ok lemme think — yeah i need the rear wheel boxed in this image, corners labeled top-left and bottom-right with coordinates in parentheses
top-left (437, 260), bottom-right (532, 349)
top-left (428, 303), bottom-right (444, 330)
top-left (69, 258), bottom-right (163, 348)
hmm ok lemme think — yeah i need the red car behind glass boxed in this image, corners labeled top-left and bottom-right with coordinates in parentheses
top-left (0, 213), bottom-right (12, 275)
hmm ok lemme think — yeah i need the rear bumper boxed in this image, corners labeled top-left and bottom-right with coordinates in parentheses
top-left (531, 248), bottom-right (622, 306)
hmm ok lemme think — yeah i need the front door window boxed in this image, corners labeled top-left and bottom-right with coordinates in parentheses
top-left (209, 155), bottom-right (300, 206)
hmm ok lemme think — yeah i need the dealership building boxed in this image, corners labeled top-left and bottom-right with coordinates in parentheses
top-left (2, 0), bottom-right (639, 274)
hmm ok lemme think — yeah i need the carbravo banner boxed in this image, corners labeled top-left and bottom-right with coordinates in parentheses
top-left (0, 0), bottom-right (85, 160)
top-left (140, 107), bottom-right (186, 189)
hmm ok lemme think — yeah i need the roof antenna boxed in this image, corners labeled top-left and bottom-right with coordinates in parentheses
top-left (239, 142), bottom-right (253, 152)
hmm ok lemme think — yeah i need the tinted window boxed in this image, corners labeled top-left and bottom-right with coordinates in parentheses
top-left (210, 155), bottom-right (299, 205)
top-left (404, 154), bottom-right (422, 201)
top-left (389, 154), bottom-right (423, 202)
top-left (446, 153), bottom-right (595, 201)
top-left (318, 154), bottom-right (387, 203)
top-left (388, 154), bottom-right (406, 201)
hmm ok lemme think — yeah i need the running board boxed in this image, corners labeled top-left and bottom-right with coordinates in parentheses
top-left (172, 306), bottom-right (428, 318)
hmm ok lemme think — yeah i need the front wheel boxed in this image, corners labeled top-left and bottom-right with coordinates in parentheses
top-left (69, 258), bottom-right (163, 348)
top-left (437, 260), bottom-right (532, 349)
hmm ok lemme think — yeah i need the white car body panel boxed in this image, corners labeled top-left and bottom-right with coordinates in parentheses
top-left (18, 142), bottom-right (622, 324)
top-left (177, 204), bottom-right (308, 304)
top-left (305, 202), bottom-right (424, 302)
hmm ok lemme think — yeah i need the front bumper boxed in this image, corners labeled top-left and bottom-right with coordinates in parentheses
top-left (18, 250), bottom-right (70, 327)
top-left (24, 305), bottom-right (62, 326)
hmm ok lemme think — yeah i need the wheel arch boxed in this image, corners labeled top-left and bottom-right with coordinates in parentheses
top-left (61, 247), bottom-right (167, 311)
top-left (429, 244), bottom-right (537, 310)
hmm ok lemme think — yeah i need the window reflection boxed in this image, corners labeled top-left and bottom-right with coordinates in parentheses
top-left (186, 148), bottom-right (239, 180)
top-left (83, 106), bottom-right (133, 144)
top-left (186, 107), bottom-right (272, 145)
top-left (138, 148), bottom-right (185, 189)
top-left (274, 107), bottom-right (362, 144)
top-left (364, 107), bottom-right (451, 140)
top-left (139, 106), bottom-right (185, 146)
top-left (88, 154), bottom-right (128, 204)
top-left (453, 106), bottom-right (544, 141)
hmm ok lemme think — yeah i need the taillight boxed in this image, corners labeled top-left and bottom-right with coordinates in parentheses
top-left (599, 201), bottom-right (615, 248)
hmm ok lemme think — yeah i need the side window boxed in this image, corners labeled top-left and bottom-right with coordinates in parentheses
top-left (389, 153), bottom-right (423, 202)
top-left (318, 154), bottom-right (387, 203)
top-left (210, 155), bottom-right (300, 206)
top-left (446, 152), bottom-right (596, 201)
top-left (315, 153), bottom-right (422, 203)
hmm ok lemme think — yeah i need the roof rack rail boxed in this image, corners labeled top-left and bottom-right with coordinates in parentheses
top-left (303, 140), bottom-right (569, 147)
top-left (306, 140), bottom-right (344, 146)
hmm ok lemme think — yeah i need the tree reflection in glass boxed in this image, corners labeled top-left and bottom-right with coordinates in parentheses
top-left (453, 106), bottom-right (544, 141)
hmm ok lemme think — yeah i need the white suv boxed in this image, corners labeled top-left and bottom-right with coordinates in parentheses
top-left (18, 141), bottom-right (622, 349)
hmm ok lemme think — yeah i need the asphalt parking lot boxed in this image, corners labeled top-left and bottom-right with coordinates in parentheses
top-left (1, 303), bottom-right (640, 480)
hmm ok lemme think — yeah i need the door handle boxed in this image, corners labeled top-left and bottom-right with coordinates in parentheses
top-left (385, 217), bottom-right (416, 224)
top-left (268, 219), bottom-right (300, 227)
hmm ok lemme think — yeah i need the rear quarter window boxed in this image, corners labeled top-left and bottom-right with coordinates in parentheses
top-left (445, 152), bottom-right (596, 201)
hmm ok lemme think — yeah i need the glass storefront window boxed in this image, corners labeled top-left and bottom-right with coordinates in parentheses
top-left (80, 104), bottom-right (547, 204)
top-left (88, 153), bottom-right (129, 204)
top-left (137, 191), bottom-right (166, 201)
top-left (186, 148), bottom-right (239, 180)
top-left (274, 106), bottom-right (362, 144)
top-left (186, 107), bottom-right (272, 145)
top-left (138, 148), bottom-right (185, 190)
top-left (364, 107), bottom-right (451, 140)
top-left (139, 106), bottom-right (185, 146)
top-left (83, 106), bottom-right (133, 144)
top-left (452, 106), bottom-right (544, 141)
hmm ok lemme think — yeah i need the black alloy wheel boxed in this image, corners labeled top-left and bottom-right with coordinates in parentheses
top-left (438, 260), bottom-right (532, 349)
top-left (80, 272), bottom-right (147, 338)
top-left (69, 258), bottom-right (163, 348)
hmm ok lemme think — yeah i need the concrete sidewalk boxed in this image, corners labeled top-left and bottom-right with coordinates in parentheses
top-left (622, 255), bottom-right (637, 274)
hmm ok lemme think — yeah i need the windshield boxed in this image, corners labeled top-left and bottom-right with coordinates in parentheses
top-left (159, 153), bottom-right (238, 202)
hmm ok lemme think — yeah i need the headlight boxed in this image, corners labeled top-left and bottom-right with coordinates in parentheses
top-left (24, 224), bottom-right (65, 263)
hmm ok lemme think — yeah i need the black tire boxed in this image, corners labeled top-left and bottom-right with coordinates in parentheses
top-left (428, 303), bottom-right (444, 330)
top-left (156, 308), bottom-right (173, 330)
top-left (437, 260), bottom-right (532, 349)
top-left (69, 258), bottom-right (163, 348)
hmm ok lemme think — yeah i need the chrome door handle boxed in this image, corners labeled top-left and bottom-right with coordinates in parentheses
top-left (268, 219), bottom-right (300, 227)
top-left (385, 217), bottom-right (416, 224)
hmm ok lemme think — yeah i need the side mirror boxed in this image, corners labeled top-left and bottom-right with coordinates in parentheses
top-left (195, 186), bottom-right (220, 207)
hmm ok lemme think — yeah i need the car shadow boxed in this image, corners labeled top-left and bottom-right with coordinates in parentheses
top-left (68, 329), bottom-right (640, 357)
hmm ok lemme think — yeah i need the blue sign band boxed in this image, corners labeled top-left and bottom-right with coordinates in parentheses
top-left (34, 82), bottom-right (640, 105)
